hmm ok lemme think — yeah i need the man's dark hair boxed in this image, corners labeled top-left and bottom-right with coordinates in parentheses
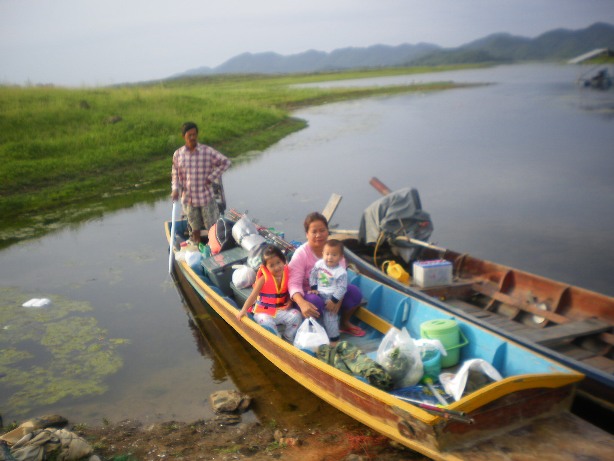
top-left (182, 121), bottom-right (198, 136)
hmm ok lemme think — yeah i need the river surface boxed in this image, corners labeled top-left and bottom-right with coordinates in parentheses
top-left (1, 63), bottom-right (613, 428)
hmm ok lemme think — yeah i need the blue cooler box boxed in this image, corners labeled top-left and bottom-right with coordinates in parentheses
top-left (201, 247), bottom-right (249, 296)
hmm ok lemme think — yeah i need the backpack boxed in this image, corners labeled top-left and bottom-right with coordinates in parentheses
top-left (208, 217), bottom-right (236, 255)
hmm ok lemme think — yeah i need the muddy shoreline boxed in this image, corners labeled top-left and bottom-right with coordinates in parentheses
top-left (77, 417), bottom-right (424, 461)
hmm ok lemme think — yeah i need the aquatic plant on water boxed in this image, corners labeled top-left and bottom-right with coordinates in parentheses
top-left (0, 287), bottom-right (129, 415)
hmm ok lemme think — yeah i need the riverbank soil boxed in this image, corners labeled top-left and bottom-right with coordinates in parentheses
top-left (77, 418), bottom-right (427, 460)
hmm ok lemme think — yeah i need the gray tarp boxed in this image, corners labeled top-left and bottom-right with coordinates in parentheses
top-left (358, 188), bottom-right (433, 245)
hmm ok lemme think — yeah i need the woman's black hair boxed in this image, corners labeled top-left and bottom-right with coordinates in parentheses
top-left (303, 212), bottom-right (328, 233)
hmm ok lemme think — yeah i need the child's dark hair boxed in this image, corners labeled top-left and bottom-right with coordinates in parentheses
top-left (262, 245), bottom-right (286, 265)
top-left (324, 239), bottom-right (344, 252)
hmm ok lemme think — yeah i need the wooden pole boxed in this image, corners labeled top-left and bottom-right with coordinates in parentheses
top-left (369, 177), bottom-right (392, 195)
top-left (168, 202), bottom-right (177, 274)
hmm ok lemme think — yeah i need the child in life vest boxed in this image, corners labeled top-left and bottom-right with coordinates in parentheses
top-left (236, 245), bottom-right (303, 341)
top-left (308, 239), bottom-right (347, 342)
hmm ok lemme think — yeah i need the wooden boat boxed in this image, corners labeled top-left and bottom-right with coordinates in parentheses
top-left (332, 177), bottom-right (614, 413)
top-left (164, 211), bottom-right (613, 460)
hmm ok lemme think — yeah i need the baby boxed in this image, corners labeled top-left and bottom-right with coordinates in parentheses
top-left (309, 239), bottom-right (347, 342)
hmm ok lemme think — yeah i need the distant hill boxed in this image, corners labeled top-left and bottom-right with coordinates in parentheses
top-left (414, 22), bottom-right (614, 65)
top-left (175, 22), bottom-right (614, 77)
top-left (180, 43), bottom-right (440, 77)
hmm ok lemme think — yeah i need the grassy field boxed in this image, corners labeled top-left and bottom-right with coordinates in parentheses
top-left (0, 66), bottom-right (478, 247)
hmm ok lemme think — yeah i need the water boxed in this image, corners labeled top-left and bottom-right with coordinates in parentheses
top-left (236, 63), bottom-right (614, 294)
top-left (1, 64), bottom-right (613, 427)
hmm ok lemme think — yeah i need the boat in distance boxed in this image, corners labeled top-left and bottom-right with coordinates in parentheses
top-left (331, 177), bottom-right (614, 412)
top-left (164, 208), bottom-right (613, 460)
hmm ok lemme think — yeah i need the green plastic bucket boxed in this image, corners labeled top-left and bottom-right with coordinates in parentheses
top-left (420, 319), bottom-right (468, 368)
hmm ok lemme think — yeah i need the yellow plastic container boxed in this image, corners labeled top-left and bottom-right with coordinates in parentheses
top-left (381, 260), bottom-right (410, 285)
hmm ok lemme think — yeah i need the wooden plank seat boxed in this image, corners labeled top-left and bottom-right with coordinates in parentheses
top-left (445, 298), bottom-right (537, 334)
top-left (554, 343), bottom-right (599, 361)
top-left (472, 282), bottom-right (571, 324)
top-left (517, 318), bottom-right (611, 347)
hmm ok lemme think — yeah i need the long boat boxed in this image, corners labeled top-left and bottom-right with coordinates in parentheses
top-left (331, 177), bottom-right (614, 413)
top-left (165, 210), bottom-right (613, 460)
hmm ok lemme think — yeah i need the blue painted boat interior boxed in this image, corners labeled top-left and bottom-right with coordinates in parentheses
top-left (169, 220), bottom-right (573, 381)
top-left (348, 270), bottom-right (572, 377)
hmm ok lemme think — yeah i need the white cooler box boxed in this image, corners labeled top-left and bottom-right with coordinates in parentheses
top-left (413, 260), bottom-right (453, 288)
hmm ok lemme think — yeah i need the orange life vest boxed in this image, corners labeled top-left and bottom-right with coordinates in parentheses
top-left (253, 265), bottom-right (290, 316)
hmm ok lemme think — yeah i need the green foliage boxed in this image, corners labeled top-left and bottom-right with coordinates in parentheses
top-left (0, 287), bottom-right (129, 415)
top-left (586, 56), bottom-right (614, 64)
top-left (0, 69), bottom-right (470, 247)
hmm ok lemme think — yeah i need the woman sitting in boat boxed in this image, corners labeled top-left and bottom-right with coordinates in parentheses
top-left (289, 212), bottom-right (366, 337)
top-left (236, 245), bottom-right (303, 341)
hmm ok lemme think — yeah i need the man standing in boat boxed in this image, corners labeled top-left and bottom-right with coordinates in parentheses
top-left (171, 121), bottom-right (231, 245)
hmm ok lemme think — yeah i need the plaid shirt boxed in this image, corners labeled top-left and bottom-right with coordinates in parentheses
top-left (171, 143), bottom-right (231, 206)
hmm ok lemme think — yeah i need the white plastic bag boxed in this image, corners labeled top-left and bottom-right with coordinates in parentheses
top-left (440, 358), bottom-right (503, 401)
top-left (247, 243), bottom-right (267, 271)
top-left (232, 265), bottom-right (256, 289)
top-left (232, 215), bottom-right (258, 245)
top-left (22, 298), bottom-right (52, 308)
top-left (414, 338), bottom-right (447, 357)
top-left (376, 327), bottom-right (423, 387)
top-left (241, 233), bottom-right (266, 252)
top-left (185, 250), bottom-right (202, 269)
top-left (293, 318), bottom-right (329, 351)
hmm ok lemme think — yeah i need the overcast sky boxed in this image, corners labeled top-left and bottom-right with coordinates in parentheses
top-left (1, 0), bottom-right (613, 87)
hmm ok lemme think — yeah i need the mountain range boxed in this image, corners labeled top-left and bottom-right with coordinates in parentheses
top-left (177, 22), bottom-right (614, 78)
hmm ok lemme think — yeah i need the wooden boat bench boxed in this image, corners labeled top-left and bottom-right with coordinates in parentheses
top-left (516, 318), bottom-right (611, 346)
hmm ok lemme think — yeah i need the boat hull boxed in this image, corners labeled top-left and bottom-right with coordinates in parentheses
top-left (171, 251), bottom-right (580, 457)
top-left (164, 219), bottom-right (614, 459)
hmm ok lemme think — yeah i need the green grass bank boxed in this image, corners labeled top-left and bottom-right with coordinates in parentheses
top-left (0, 66), bottom-right (481, 247)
